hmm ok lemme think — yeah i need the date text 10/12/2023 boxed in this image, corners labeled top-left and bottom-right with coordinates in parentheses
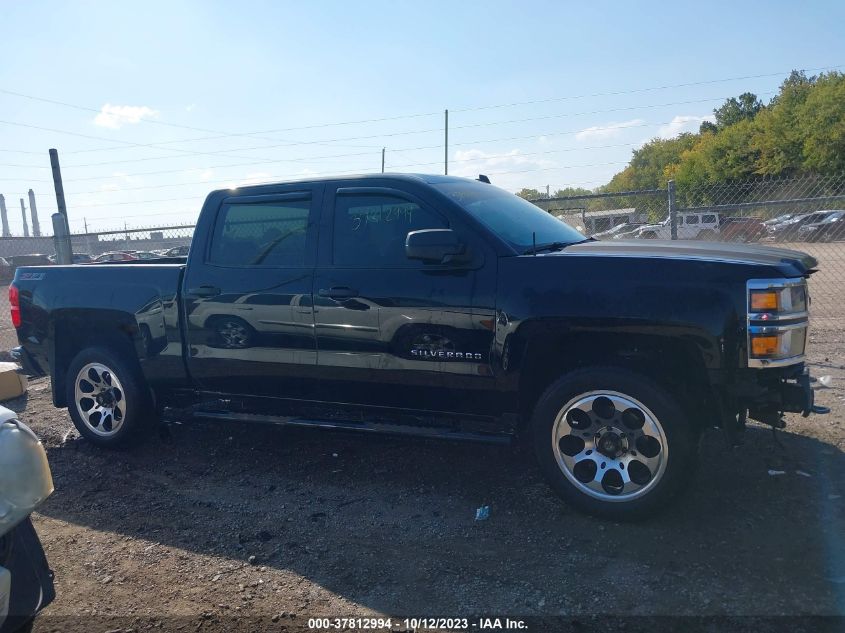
top-left (307, 617), bottom-right (529, 630)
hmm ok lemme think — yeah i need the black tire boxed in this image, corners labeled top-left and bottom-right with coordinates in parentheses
top-left (696, 229), bottom-right (717, 241)
top-left (640, 232), bottom-right (657, 239)
top-left (65, 346), bottom-right (155, 448)
top-left (530, 367), bottom-right (698, 520)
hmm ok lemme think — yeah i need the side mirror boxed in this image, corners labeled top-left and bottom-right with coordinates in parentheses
top-left (406, 229), bottom-right (466, 264)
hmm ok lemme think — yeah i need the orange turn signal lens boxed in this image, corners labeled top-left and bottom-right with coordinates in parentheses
top-left (750, 290), bottom-right (779, 311)
top-left (751, 335), bottom-right (779, 356)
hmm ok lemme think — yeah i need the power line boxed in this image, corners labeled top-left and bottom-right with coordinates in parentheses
top-left (55, 142), bottom-right (640, 197)
top-left (451, 64), bottom-right (842, 112)
top-left (0, 92), bottom-right (755, 172)
top-left (3, 64), bottom-right (837, 157)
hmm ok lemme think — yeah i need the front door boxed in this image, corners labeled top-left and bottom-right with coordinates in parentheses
top-left (311, 184), bottom-right (496, 416)
top-left (182, 187), bottom-right (321, 399)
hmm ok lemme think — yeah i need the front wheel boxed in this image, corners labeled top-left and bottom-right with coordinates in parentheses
top-left (65, 346), bottom-right (155, 448)
top-left (531, 367), bottom-right (698, 520)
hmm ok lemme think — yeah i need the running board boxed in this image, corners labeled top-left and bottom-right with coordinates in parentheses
top-left (191, 411), bottom-right (512, 445)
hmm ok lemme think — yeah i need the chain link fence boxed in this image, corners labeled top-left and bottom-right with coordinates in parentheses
top-left (0, 174), bottom-right (842, 354)
top-left (0, 225), bottom-right (194, 356)
top-left (532, 174), bottom-right (845, 330)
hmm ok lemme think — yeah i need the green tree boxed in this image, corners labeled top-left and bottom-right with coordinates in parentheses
top-left (713, 92), bottom-right (764, 129)
top-left (552, 187), bottom-right (593, 197)
top-left (515, 188), bottom-right (543, 200)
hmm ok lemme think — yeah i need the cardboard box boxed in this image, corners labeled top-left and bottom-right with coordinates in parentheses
top-left (0, 362), bottom-right (27, 401)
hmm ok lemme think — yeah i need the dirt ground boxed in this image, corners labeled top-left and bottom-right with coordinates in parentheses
top-left (1, 243), bottom-right (844, 632)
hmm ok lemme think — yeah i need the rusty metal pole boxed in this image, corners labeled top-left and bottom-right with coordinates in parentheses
top-left (49, 149), bottom-right (73, 263)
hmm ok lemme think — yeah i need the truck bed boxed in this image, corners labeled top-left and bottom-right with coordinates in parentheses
top-left (12, 263), bottom-right (187, 404)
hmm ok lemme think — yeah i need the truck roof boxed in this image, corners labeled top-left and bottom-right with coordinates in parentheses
top-left (208, 173), bottom-right (475, 197)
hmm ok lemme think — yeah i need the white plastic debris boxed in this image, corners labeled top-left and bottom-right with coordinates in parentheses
top-left (475, 505), bottom-right (490, 521)
top-left (817, 375), bottom-right (833, 388)
top-left (767, 469), bottom-right (786, 476)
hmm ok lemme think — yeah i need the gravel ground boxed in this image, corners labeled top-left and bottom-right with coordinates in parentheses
top-left (1, 337), bottom-right (841, 632)
top-left (0, 243), bottom-right (843, 632)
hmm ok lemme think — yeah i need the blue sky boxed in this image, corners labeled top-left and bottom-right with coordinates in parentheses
top-left (1, 0), bottom-right (843, 232)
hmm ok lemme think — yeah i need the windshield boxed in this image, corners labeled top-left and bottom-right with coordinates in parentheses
top-left (433, 180), bottom-right (585, 252)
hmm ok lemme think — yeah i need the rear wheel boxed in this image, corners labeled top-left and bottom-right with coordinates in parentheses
top-left (65, 346), bottom-right (154, 447)
top-left (696, 229), bottom-right (717, 240)
top-left (531, 367), bottom-right (698, 520)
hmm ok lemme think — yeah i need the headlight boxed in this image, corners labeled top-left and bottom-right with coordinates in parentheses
top-left (747, 279), bottom-right (808, 367)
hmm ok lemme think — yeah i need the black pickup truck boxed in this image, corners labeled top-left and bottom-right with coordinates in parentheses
top-left (10, 174), bottom-right (825, 519)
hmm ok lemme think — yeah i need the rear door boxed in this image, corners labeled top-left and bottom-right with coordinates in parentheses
top-left (182, 186), bottom-right (321, 399)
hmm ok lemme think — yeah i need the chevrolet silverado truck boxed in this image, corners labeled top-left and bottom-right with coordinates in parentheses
top-left (9, 174), bottom-right (826, 519)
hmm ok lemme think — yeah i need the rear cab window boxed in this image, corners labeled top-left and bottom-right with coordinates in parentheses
top-left (208, 195), bottom-right (313, 267)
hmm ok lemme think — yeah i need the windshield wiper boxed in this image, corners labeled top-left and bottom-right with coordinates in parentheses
top-left (523, 238), bottom-right (593, 255)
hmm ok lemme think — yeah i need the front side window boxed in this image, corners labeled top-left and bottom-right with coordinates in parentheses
top-left (702, 215), bottom-right (716, 224)
top-left (333, 193), bottom-right (448, 267)
top-left (686, 215), bottom-right (700, 225)
top-left (209, 200), bottom-right (311, 267)
top-left (432, 180), bottom-right (584, 252)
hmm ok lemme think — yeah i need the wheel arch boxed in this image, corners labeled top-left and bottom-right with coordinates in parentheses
top-left (513, 325), bottom-right (720, 436)
top-left (50, 308), bottom-right (144, 408)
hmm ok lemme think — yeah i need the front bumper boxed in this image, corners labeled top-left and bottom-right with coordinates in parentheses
top-left (741, 366), bottom-right (829, 427)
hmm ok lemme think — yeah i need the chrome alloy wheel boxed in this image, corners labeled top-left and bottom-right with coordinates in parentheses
top-left (74, 362), bottom-right (127, 436)
top-left (552, 391), bottom-right (668, 502)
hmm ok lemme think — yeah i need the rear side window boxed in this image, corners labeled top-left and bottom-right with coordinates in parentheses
top-left (686, 215), bottom-right (700, 225)
top-left (702, 214), bottom-right (716, 224)
top-left (209, 199), bottom-right (311, 267)
top-left (332, 193), bottom-right (448, 268)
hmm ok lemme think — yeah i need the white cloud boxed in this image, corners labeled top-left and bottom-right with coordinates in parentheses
top-left (451, 148), bottom-right (555, 190)
top-left (94, 103), bottom-right (159, 129)
top-left (185, 103), bottom-right (197, 112)
top-left (575, 119), bottom-right (646, 142)
top-left (657, 114), bottom-right (715, 139)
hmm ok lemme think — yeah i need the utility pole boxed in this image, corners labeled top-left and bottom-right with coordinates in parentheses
top-left (546, 184), bottom-right (550, 198)
top-left (19, 199), bottom-right (29, 237)
top-left (381, 147), bottom-right (385, 173)
top-left (0, 194), bottom-right (9, 237)
top-left (28, 189), bottom-right (41, 237)
top-left (668, 180), bottom-right (678, 240)
top-left (49, 149), bottom-right (73, 263)
top-left (444, 109), bottom-right (449, 175)
top-left (84, 217), bottom-right (88, 233)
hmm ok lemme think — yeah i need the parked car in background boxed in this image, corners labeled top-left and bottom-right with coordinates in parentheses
top-left (47, 253), bottom-right (94, 265)
top-left (719, 216), bottom-right (765, 243)
top-left (591, 222), bottom-right (643, 240)
top-left (71, 253), bottom-right (94, 264)
top-left (634, 212), bottom-right (721, 240)
top-left (93, 251), bottom-right (138, 263)
top-left (6, 256), bottom-right (52, 273)
top-left (763, 213), bottom-right (796, 228)
top-left (798, 210), bottom-right (845, 242)
top-left (126, 251), bottom-right (160, 260)
top-left (161, 245), bottom-right (190, 257)
top-left (0, 259), bottom-right (13, 283)
top-left (767, 211), bottom-right (837, 242)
